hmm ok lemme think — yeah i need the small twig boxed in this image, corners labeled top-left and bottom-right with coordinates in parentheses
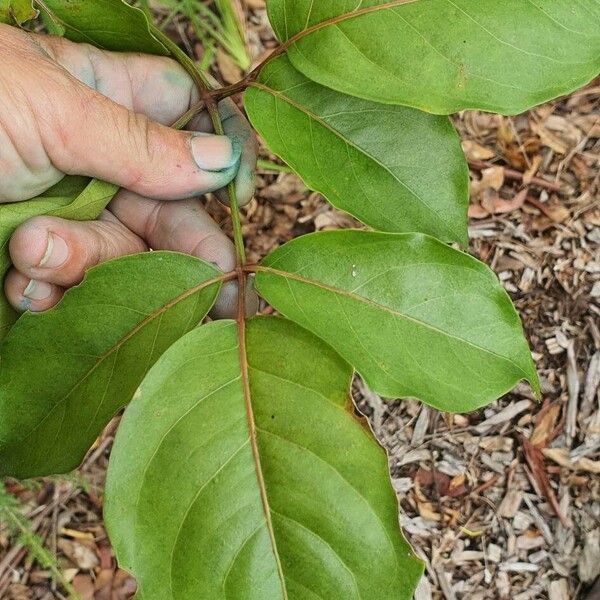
top-left (469, 159), bottom-right (563, 192)
top-left (469, 473), bottom-right (502, 497)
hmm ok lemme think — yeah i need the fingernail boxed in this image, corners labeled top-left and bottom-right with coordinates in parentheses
top-left (23, 280), bottom-right (53, 301)
top-left (38, 232), bottom-right (69, 269)
top-left (191, 134), bottom-right (241, 171)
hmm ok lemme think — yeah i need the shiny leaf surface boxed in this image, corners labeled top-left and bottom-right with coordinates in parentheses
top-left (268, 0), bottom-right (600, 115)
top-left (0, 252), bottom-right (222, 477)
top-left (105, 317), bottom-right (423, 599)
top-left (39, 0), bottom-right (168, 54)
top-left (245, 56), bottom-right (468, 243)
top-left (256, 230), bottom-right (540, 411)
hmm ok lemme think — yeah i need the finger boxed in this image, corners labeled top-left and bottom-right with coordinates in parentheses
top-left (38, 83), bottom-right (241, 200)
top-left (21, 32), bottom-right (250, 202)
top-left (109, 192), bottom-right (236, 272)
top-left (9, 211), bottom-right (148, 287)
top-left (32, 32), bottom-right (200, 126)
top-left (21, 36), bottom-right (241, 200)
top-left (108, 190), bottom-right (258, 317)
top-left (4, 268), bottom-right (64, 313)
top-left (190, 99), bottom-right (258, 207)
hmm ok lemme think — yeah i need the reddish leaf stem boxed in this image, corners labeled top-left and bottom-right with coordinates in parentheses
top-left (155, 25), bottom-right (290, 592)
top-left (210, 0), bottom-right (419, 101)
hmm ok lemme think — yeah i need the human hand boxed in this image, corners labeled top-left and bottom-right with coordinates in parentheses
top-left (0, 24), bottom-right (258, 317)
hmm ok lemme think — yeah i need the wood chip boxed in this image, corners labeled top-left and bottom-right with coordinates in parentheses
top-left (474, 400), bottom-right (532, 433)
top-left (499, 562), bottom-right (541, 573)
top-left (579, 529), bottom-right (600, 583)
top-left (542, 447), bottom-right (600, 473)
top-left (548, 578), bottom-right (569, 600)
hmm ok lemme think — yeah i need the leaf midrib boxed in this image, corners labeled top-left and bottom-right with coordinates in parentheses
top-left (249, 81), bottom-right (462, 241)
top-left (237, 320), bottom-right (289, 598)
top-left (256, 265), bottom-right (531, 380)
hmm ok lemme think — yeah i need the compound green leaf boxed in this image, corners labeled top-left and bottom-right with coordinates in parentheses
top-left (0, 252), bottom-right (222, 478)
top-left (38, 0), bottom-right (169, 54)
top-left (267, 0), bottom-right (600, 115)
top-left (0, 0), bottom-right (37, 25)
top-left (245, 56), bottom-right (468, 243)
top-left (105, 316), bottom-right (423, 599)
top-left (0, 178), bottom-right (119, 342)
top-left (255, 231), bottom-right (540, 412)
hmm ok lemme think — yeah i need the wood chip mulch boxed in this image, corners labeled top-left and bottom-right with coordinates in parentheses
top-left (1, 2), bottom-right (598, 598)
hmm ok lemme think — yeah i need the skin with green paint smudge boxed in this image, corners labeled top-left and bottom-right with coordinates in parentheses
top-left (0, 24), bottom-right (259, 319)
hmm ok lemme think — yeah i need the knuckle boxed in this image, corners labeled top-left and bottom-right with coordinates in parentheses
top-left (45, 86), bottom-right (102, 173)
top-left (120, 112), bottom-right (155, 190)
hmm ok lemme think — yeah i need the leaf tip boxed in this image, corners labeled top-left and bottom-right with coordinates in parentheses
top-left (529, 372), bottom-right (542, 402)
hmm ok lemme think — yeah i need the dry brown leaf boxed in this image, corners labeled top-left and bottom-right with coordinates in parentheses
top-left (472, 166), bottom-right (505, 196)
top-left (93, 568), bottom-right (114, 600)
top-left (522, 437), bottom-right (570, 527)
top-left (416, 500), bottom-right (442, 522)
top-left (260, 174), bottom-right (306, 203)
top-left (414, 467), bottom-right (451, 496)
top-left (523, 155), bottom-right (542, 185)
top-left (448, 473), bottom-right (469, 497)
top-left (216, 48), bottom-right (242, 85)
top-left (112, 570), bottom-right (138, 600)
top-left (544, 114), bottom-right (584, 146)
top-left (462, 140), bottom-right (495, 160)
top-left (468, 202), bottom-right (490, 219)
top-left (544, 203), bottom-right (571, 223)
top-left (531, 121), bottom-right (569, 154)
top-left (492, 188), bottom-right (528, 215)
top-left (530, 403), bottom-right (562, 448)
top-left (57, 539), bottom-right (99, 571)
top-left (72, 574), bottom-right (95, 600)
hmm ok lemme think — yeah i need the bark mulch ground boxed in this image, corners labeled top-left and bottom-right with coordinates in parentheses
top-left (1, 3), bottom-right (599, 598)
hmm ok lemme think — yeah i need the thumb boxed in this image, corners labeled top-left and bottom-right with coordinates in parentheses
top-left (45, 85), bottom-right (241, 200)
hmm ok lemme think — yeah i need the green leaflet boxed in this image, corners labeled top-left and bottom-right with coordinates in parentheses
top-left (0, 0), bottom-right (36, 24)
top-left (48, 178), bottom-right (119, 221)
top-left (105, 317), bottom-right (424, 599)
top-left (36, 0), bottom-right (169, 54)
top-left (255, 230), bottom-right (540, 412)
top-left (0, 178), bottom-right (119, 342)
top-left (0, 303), bottom-right (16, 342)
top-left (245, 56), bottom-right (468, 244)
top-left (267, 0), bottom-right (600, 115)
top-left (0, 252), bottom-right (222, 478)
